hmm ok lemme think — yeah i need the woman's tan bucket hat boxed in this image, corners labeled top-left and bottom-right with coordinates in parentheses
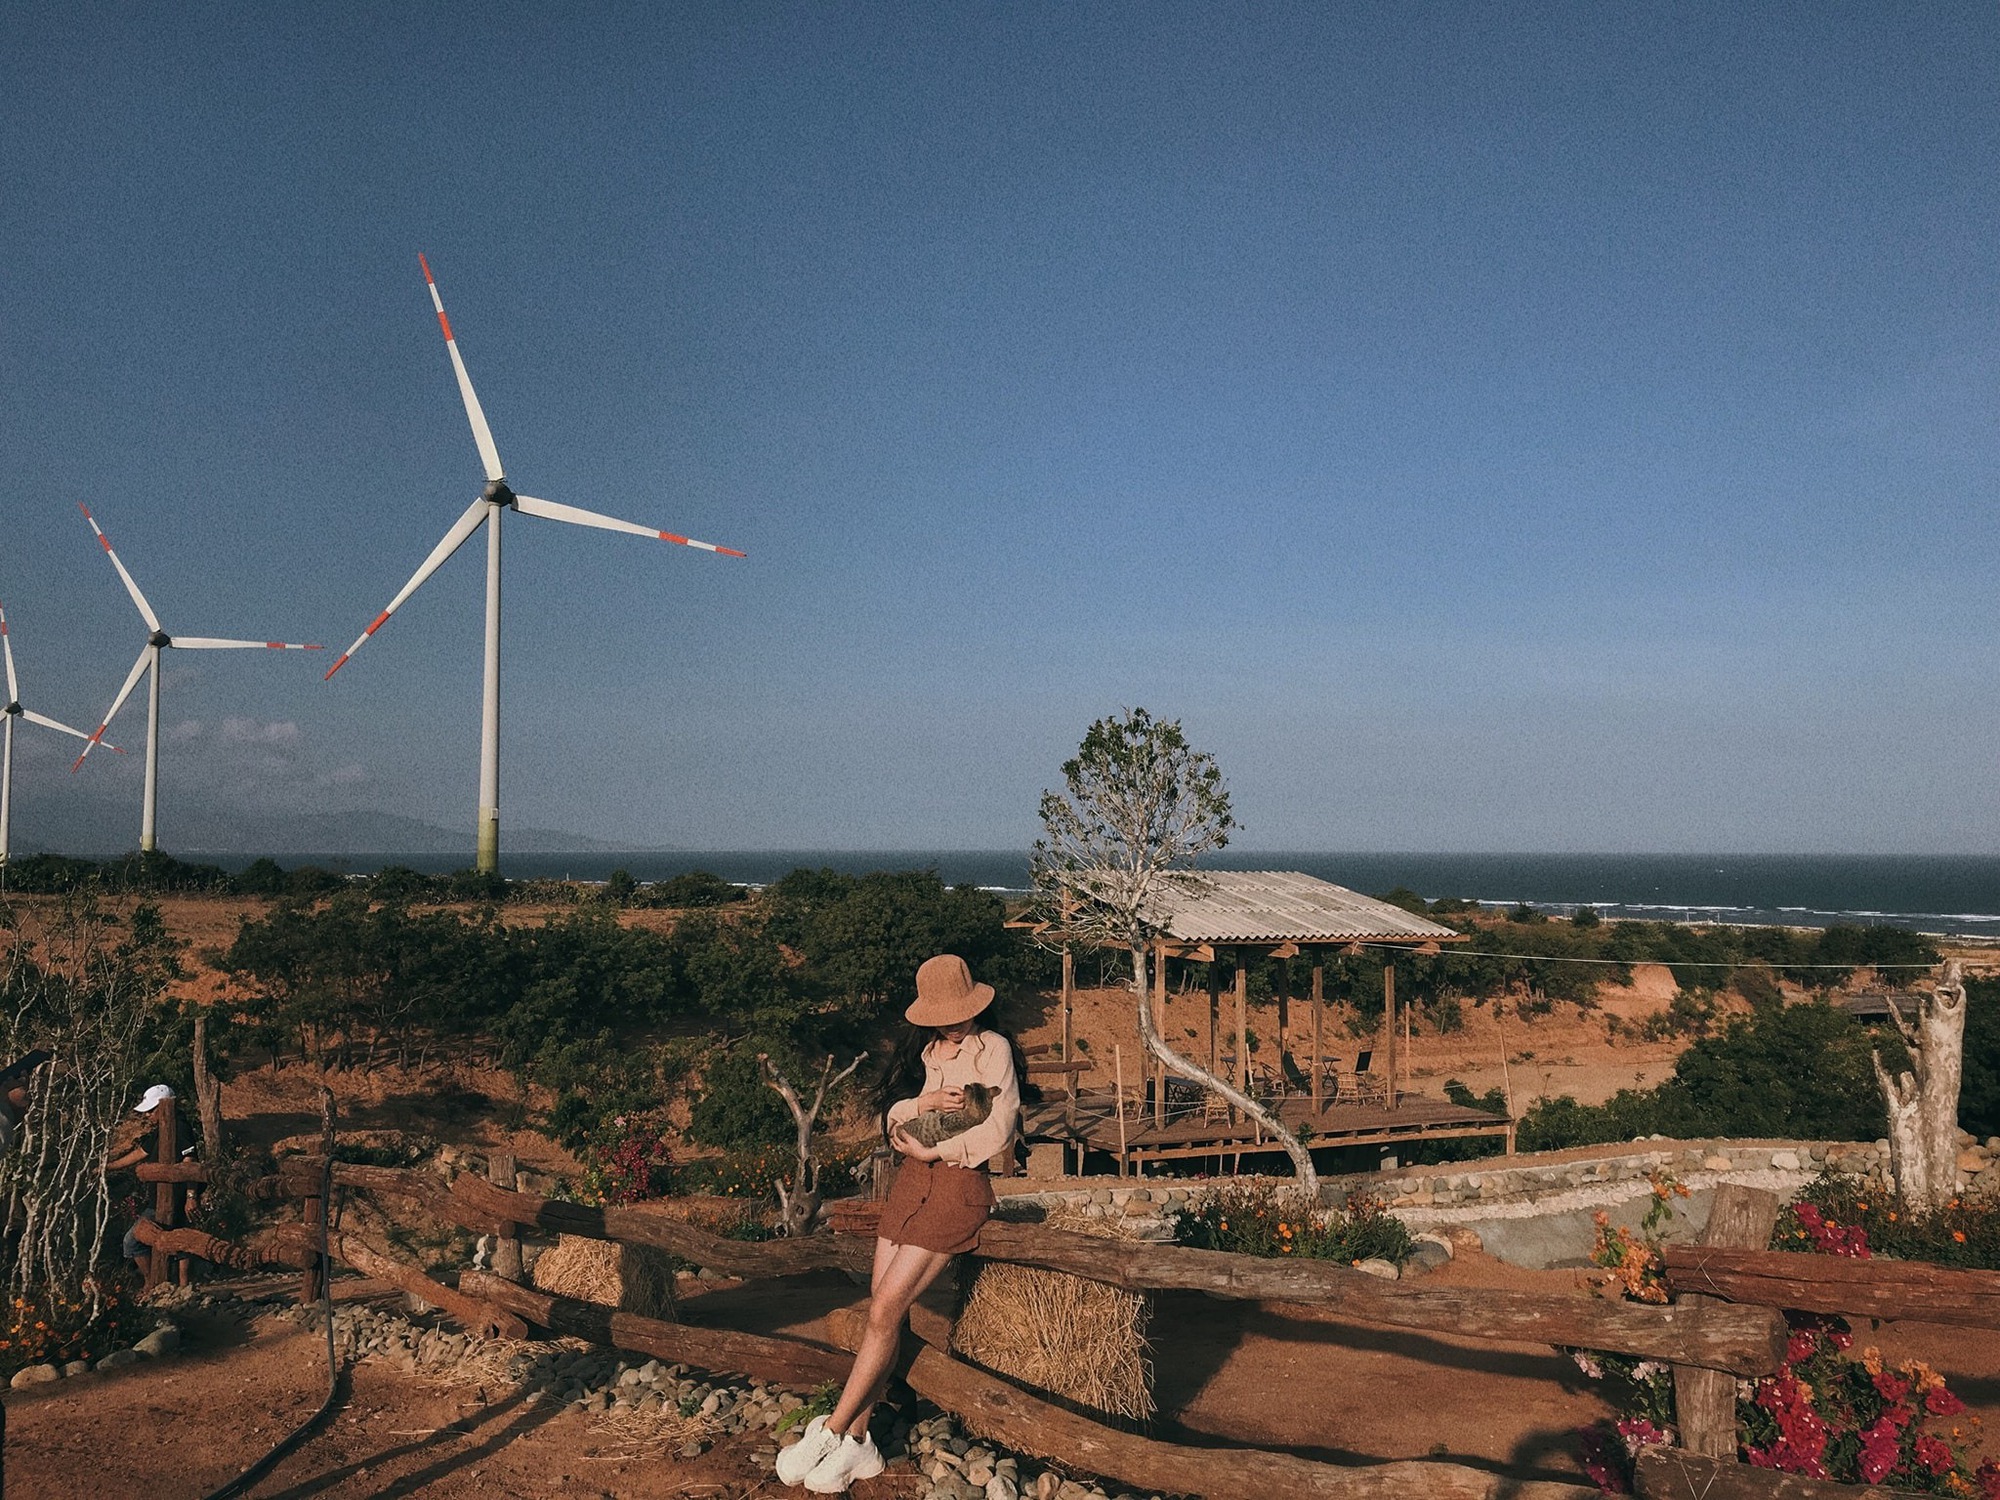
top-left (905, 954), bottom-right (994, 1027)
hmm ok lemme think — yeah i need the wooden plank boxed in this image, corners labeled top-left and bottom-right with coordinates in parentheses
top-left (823, 1299), bottom-right (1595, 1500)
top-left (1661, 1245), bottom-right (2000, 1328)
top-left (262, 1223), bottom-right (528, 1340)
top-left (969, 1221), bottom-right (1786, 1374)
top-left (1311, 960), bottom-right (1324, 1110)
top-left (461, 1272), bottom-right (850, 1388)
top-left (134, 1161), bottom-right (210, 1183)
top-left (1633, 1446), bottom-right (1934, 1498)
top-left (906, 1346), bottom-right (1594, 1500)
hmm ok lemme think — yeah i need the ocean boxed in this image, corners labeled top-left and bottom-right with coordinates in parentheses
top-left (238, 849), bottom-right (2000, 940)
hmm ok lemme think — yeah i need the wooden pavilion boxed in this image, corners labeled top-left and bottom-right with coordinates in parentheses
top-left (1017, 871), bottom-right (1512, 1174)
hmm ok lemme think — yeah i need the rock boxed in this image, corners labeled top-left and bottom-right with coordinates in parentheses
top-left (1958, 1148), bottom-right (1987, 1173)
top-left (1702, 1155), bottom-right (1733, 1171)
top-left (1355, 1257), bottom-right (1400, 1280)
top-left (10, 1363), bottom-right (59, 1387)
top-left (62, 1360), bottom-right (90, 1377)
top-left (96, 1349), bottom-right (142, 1371)
top-left (987, 1476), bottom-right (1021, 1500)
top-left (1770, 1151), bottom-right (1801, 1171)
top-left (1402, 1239), bottom-right (1452, 1277)
top-left (134, 1325), bottom-right (181, 1357)
top-left (968, 1462), bottom-right (996, 1486)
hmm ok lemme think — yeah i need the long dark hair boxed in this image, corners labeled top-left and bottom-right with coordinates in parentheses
top-left (868, 1001), bottom-right (1034, 1138)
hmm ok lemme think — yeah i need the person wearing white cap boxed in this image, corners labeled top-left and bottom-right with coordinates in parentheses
top-left (108, 1083), bottom-right (179, 1170)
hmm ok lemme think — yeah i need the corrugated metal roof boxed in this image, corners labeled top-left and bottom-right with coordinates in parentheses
top-left (1142, 870), bottom-right (1466, 945)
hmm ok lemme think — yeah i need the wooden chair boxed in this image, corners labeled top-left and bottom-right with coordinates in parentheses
top-left (1280, 1053), bottom-right (1312, 1096)
top-left (1345, 1048), bottom-right (1387, 1106)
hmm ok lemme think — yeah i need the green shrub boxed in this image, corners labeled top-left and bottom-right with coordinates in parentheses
top-left (1169, 1178), bottom-right (1414, 1264)
top-left (1778, 1172), bottom-right (2000, 1271)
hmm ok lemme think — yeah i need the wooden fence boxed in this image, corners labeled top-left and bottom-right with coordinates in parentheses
top-left (132, 1154), bottom-right (2000, 1500)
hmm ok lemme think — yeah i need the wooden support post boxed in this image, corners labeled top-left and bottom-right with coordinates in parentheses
top-left (1234, 950), bottom-right (1249, 1118)
top-left (487, 1152), bottom-right (523, 1281)
top-left (1275, 955), bottom-right (1289, 1073)
top-left (1311, 958), bottom-right (1325, 1112)
top-left (1060, 944), bottom-right (1074, 1062)
top-left (1207, 960), bottom-right (1221, 1081)
top-left (1113, 1044), bottom-right (1128, 1176)
top-left (1672, 1183), bottom-right (1781, 1457)
top-left (1381, 961), bottom-right (1398, 1111)
top-left (1153, 943), bottom-right (1167, 1131)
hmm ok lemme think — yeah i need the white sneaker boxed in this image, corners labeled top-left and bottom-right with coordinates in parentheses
top-left (803, 1433), bottom-right (885, 1493)
top-left (775, 1414), bottom-right (842, 1485)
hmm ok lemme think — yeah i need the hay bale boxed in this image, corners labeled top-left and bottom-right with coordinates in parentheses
top-left (530, 1233), bottom-right (677, 1321)
top-left (950, 1208), bottom-right (1152, 1423)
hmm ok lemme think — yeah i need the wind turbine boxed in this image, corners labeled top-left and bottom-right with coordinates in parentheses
top-left (71, 504), bottom-right (322, 852)
top-left (2, 600), bottom-right (117, 864)
top-left (324, 254), bottom-right (744, 874)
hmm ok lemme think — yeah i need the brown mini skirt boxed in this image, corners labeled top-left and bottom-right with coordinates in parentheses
top-left (877, 1158), bottom-right (994, 1255)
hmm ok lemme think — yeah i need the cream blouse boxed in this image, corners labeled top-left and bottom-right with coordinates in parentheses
top-left (884, 1029), bottom-right (1021, 1170)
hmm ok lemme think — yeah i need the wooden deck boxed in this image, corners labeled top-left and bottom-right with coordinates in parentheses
top-left (1023, 1087), bottom-right (1511, 1171)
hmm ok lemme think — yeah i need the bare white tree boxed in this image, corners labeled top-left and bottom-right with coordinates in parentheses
top-left (1873, 960), bottom-right (1968, 1211)
top-left (1033, 708), bottom-right (1318, 1197)
top-left (759, 1051), bottom-right (865, 1236)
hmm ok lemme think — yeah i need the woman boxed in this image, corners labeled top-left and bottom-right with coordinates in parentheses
top-left (777, 953), bottom-right (1020, 1494)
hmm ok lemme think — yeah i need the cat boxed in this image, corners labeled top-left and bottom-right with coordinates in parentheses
top-left (900, 1082), bottom-right (995, 1149)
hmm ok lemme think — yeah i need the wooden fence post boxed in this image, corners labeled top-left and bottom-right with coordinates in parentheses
top-left (1672, 1183), bottom-right (1781, 1456)
top-left (487, 1152), bottom-right (523, 1281)
top-left (146, 1103), bottom-right (181, 1292)
top-left (300, 1184), bottom-right (325, 1305)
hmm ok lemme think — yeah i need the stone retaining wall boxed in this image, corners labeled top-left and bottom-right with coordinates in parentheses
top-left (999, 1132), bottom-right (2000, 1224)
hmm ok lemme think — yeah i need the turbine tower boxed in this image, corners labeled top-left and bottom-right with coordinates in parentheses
top-left (324, 255), bottom-right (744, 874)
top-left (2, 600), bottom-right (113, 864)
top-left (72, 505), bottom-right (322, 852)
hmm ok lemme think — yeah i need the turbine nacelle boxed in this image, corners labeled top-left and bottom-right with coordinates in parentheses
top-left (483, 480), bottom-right (517, 508)
top-left (148, 630), bottom-right (172, 649)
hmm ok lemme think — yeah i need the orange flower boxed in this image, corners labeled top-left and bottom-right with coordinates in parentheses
top-left (1888, 1211), bottom-right (1898, 1222)
top-left (1954, 1230), bottom-right (1967, 1243)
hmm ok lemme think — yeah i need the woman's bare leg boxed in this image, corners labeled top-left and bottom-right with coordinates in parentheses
top-left (827, 1240), bottom-right (951, 1439)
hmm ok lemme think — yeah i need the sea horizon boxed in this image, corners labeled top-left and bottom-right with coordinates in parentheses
top-left (164, 848), bottom-right (2000, 942)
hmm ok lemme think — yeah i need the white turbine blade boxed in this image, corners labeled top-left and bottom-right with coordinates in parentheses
top-left (0, 600), bottom-right (18, 704)
top-left (419, 254), bottom-right (505, 483)
top-left (22, 709), bottom-right (110, 748)
top-left (324, 497), bottom-right (488, 679)
top-left (512, 494), bottom-right (747, 557)
top-left (174, 637), bottom-right (324, 651)
top-left (72, 644), bottom-right (152, 770)
top-left (78, 504), bottom-right (164, 633)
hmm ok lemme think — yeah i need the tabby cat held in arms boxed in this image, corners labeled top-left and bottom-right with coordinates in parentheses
top-left (901, 1082), bottom-right (995, 1149)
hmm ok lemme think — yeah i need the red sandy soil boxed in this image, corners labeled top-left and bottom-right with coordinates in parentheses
top-left (8, 1248), bottom-right (1998, 1499)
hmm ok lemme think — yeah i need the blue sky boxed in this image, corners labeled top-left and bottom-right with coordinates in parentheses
top-left (2, 4), bottom-right (1995, 855)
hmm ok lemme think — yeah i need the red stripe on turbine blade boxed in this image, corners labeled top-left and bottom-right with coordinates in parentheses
top-left (659, 532), bottom-right (688, 545)
top-left (78, 504), bottom-right (94, 521)
top-left (437, 309), bottom-right (454, 342)
top-left (718, 547), bottom-right (747, 557)
top-left (99, 535), bottom-right (113, 552)
top-left (266, 642), bottom-right (283, 649)
top-left (363, 611), bottom-right (391, 636)
top-left (323, 654), bottom-right (351, 680)
top-left (419, 252), bottom-right (434, 283)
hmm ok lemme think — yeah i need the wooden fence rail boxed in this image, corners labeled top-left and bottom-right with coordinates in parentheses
top-left (1661, 1244), bottom-right (2000, 1328)
top-left (129, 1154), bottom-right (1993, 1500)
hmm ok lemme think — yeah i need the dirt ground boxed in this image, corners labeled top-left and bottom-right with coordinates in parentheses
top-left (8, 1245), bottom-right (1998, 1500)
